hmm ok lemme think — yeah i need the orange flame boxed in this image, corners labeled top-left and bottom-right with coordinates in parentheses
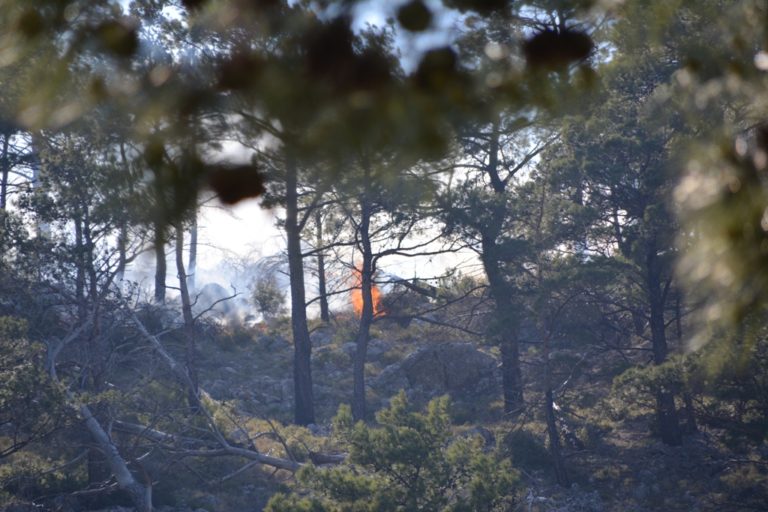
top-left (351, 266), bottom-right (383, 318)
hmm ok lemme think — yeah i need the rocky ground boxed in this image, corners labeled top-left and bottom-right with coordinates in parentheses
top-left (7, 316), bottom-right (763, 512)
top-left (162, 318), bottom-right (763, 511)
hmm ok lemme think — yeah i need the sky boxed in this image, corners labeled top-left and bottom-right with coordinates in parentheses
top-left (189, 1), bottom-right (471, 297)
top-left (192, 195), bottom-right (481, 297)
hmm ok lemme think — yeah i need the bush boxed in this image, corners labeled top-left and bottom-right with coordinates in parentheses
top-left (266, 392), bottom-right (518, 511)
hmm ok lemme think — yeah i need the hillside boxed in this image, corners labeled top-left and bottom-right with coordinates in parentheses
top-left (3, 309), bottom-right (759, 512)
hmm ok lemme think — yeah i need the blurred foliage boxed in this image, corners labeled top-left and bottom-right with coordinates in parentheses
top-left (0, 0), bottom-right (603, 220)
top-left (665, 0), bottom-right (768, 340)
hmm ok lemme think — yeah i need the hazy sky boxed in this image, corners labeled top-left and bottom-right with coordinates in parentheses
top-left (187, 1), bottom-right (471, 298)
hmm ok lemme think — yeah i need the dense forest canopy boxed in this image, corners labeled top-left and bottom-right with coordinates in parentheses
top-left (1, 0), bottom-right (768, 511)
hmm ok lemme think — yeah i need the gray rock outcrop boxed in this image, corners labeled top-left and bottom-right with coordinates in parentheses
top-left (372, 342), bottom-right (500, 414)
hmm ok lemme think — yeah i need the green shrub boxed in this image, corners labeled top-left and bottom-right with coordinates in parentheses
top-left (266, 393), bottom-right (518, 511)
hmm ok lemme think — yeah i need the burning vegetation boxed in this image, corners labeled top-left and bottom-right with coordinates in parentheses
top-left (350, 265), bottom-right (384, 318)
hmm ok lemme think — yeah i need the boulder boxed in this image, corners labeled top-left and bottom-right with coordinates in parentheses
top-left (310, 325), bottom-right (334, 347)
top-left (340, 342), bottom-right (357, 356)
top-left (367, 338), bottom-right (395, 361)
top-left (372, 342), bottom-right (500, 412)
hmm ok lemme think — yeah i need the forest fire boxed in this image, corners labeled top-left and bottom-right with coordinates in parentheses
top-left (351, 266), bottom-right (383, 318)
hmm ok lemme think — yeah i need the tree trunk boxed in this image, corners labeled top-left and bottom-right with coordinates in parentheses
top-left (315, 211), bottom-right (330, 323)
top-left (117, 224), bottom-right (127, 285)
top-left (116, 141), bottom-right (130, 286)
top-left (646, 247), bottom-right (682, 446)
top-left (285, 155), bottom-right (315, 425)
top-left (541, 310), bottom-right (569, 486)
top-left (0, 134), bottom-right (9, 210)
top-left (82, 209), bottom-right (99, 309)
top-left (30, 133), bottom-right (49, 237)
top-left (675, 296), bottom-right (698, 434)
top-left (499, 336), bottom-right (523, 414)
top-left (188, 212), bottom-right (198, 292)
top-left (87, 448), bottom-right (110, 488)
top-left (545, 389), bottom-right (570, 486)
top-left (352, 180), bottom-right (374, 422)
top-left (80, 403), bottom-right (152, 512)
top-left (74, 216), bottom-right (87, 321)
top-left (154, 225), bottom-right (166, 304)
top-left (175, 225), bottom-right (198, 406)
top-left (48, 341), bottom-right (152, 512)
top-left (482, 242), bottom-right (524, 414)
top-left (478, 119), bottom-right (525, 415)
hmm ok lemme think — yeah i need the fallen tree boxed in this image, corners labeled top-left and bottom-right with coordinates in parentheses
top-left (46, 317), bottom-right (153, 512)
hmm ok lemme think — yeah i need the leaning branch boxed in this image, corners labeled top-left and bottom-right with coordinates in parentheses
top-left (128, 312), bottom-right (322, 473)
top-left (113, 421), bottom-right (301, 472)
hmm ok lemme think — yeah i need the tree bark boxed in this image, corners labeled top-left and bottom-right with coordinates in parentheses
top-left (499, 335), bottom-right (523, 414)
top-left (682, 392), bottom-right (698, 434)
top-left (285, 155), bottom-right (315, 425)
top-left (113, 421), bottom-right (302, 471)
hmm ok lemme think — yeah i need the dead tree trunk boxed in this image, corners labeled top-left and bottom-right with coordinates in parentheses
top-left (47, 329), bottom-right (152, 512)
top-left (116, 225), bottom-right (127, 285)
top-left (129, 314), bottom-right (302, 472)
top-left (80, 403), bottom-right (153, 512)
top-left (116, 142), bottom-right (131, 286)
top-left (545, 389), bottom-right (570, 486)
top-left (542, 321), bottom-right (569, 486)
top-left (175, 224), bottom-right (198, 406)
